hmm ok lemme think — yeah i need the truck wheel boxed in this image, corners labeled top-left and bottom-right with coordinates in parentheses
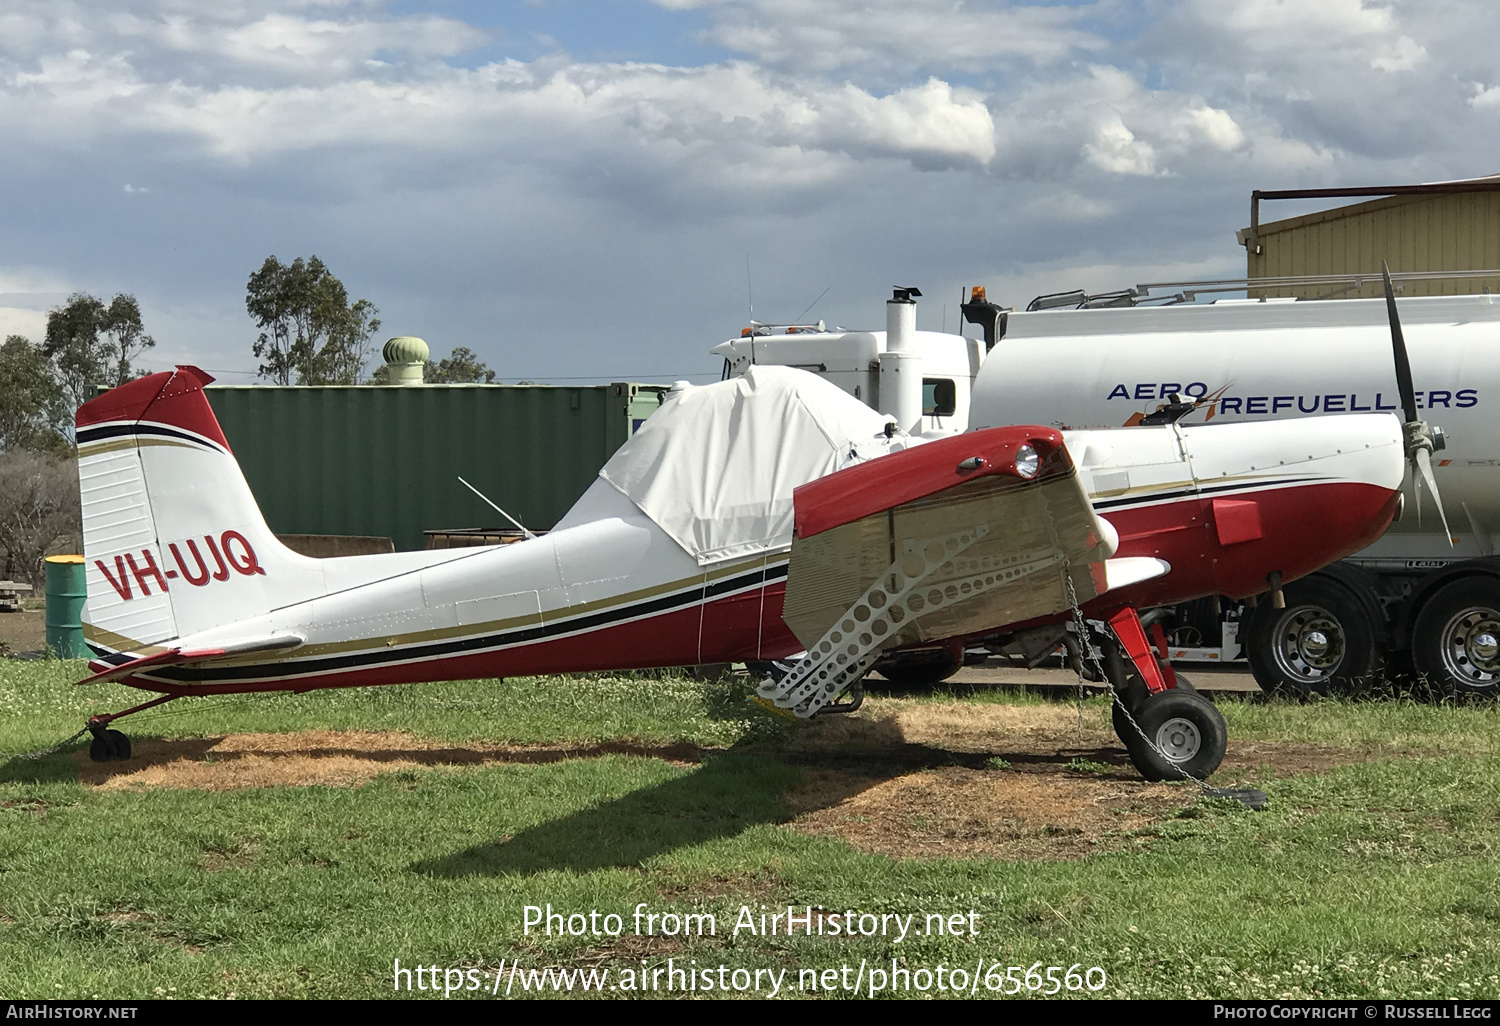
top-left (1411, 577), bottom-right (1500, 696)
top-left (1243, 578), bottom-right (1383, 697)
top-left (1117, 687), bottom-right (1226, 782)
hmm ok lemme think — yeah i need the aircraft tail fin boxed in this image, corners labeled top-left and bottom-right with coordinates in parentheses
top-left (76, 366), bottom-right (318, 657)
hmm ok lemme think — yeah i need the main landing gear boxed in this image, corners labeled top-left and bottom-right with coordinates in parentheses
top-left (1099, 608), bottom-right (1228, 782)
top-left (82, 694), bottom-right (179, 763)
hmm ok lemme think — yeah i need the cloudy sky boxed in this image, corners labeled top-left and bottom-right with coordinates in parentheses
top-left (2, 0), bottom-right (1496, 384)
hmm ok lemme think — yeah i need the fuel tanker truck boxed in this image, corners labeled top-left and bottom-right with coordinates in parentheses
top-left (712, 285), bottom-right (1500, 697)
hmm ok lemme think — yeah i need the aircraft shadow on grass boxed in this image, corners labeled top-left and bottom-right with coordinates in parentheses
top-left (409, 716), bottom-right (1132, 877)
top-left (0, 710), bottom-right (1131, 876)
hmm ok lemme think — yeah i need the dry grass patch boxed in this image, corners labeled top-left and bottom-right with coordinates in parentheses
top-left (68, 701), bottom-right (1388, 864)
top-left (790, 766), bottom-right (1185, 860)
top-left (782, 699), bottom-right (1387, 861)
top-left (76, 730), bottom-right (708, 791)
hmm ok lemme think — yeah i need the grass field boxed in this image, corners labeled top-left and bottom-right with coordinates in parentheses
top-left (1, 658), bottom-right (1497, 1000)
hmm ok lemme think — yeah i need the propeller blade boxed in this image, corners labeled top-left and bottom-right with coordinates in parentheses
top-left (1413, 446), bottom-right (1454, 547)
top-left (1382, 261), bottom-right (1420, 426)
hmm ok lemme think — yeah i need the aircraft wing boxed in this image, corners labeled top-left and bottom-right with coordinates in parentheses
top-left (761, 426), bottom-right (1121, 716)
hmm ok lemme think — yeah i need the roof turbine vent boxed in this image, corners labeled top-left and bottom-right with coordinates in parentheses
top-left (382, 336), bottom-right (429, 386)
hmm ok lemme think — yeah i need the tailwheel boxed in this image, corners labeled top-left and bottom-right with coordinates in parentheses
top-left (88, 728), bottom-right (132, 763)
top-left (72, 695), bottom-right (176, 763)
top-left (1115, 688), bottom-right (1226, 782)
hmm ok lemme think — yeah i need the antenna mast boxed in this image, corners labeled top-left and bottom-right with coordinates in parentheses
top-left (457, 477), bottom-right (537, 540)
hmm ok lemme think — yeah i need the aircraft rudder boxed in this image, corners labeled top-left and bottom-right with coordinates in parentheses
top-left (76, 366), bottom-right (304, 649)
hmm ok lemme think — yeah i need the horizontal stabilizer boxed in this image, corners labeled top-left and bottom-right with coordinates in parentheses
top-left (78, 633), bottom-right (305, 686)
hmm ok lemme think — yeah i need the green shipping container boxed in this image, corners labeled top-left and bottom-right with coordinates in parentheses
top-left (206, 383), bottom-right (665, 552)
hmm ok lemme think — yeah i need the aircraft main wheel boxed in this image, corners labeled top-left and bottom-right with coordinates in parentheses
top-left (874, 651), bottom-right (961, 687)
top-left (1243, 578), bottom-right (1384, 698)
top-left (88, 729), bottom-right (131, 763)
top-left (1118, 688), bottom-right (1226, 782)
top-left (1111, 675), bottom-right (1196, 748)
top-left (1411, 577), bottom-right (1500, 696)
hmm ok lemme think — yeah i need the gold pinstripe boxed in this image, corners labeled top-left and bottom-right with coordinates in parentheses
top-left (287, 550), bottom-right (787, 657)
top-left (81, 623), bottom-right (167, 657)
top-left (1087, 471), bottom-right (1323, 503)
top-left (80, 551), bottom-right (789, 668)
top-left (78, 437), bottom-right (204, 459)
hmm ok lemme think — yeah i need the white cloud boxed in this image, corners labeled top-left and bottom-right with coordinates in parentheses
top-left (219, 12), bottom-right (485, 74)
top-left (812, 79), bottom-right (997, 167)
top-left (1370, 34), bottom-right (1426, 72)
top-left (1470, 84), bottom-right (1500, 109)
top-left (1170, 0), bottom-right (1425, 69)
top-left (984, 65), bottom-right (1255, 180)
top-left (3, 45), bottom-right (999, 175)
top-left (1084, 116), bottom-right (1158, 176)
top-left (1138, 0), bottom-right (1489, 165)
top-left (1205, 0), bottom-right (1393, 38)
top-left (0, 266), bottom-right (74, 294)
top-left (1179, 106), bottom-right (1244, 151)
top-left (0, 1), bottom-right (1497, 380)
top-left (649, 0), bottom-right (1103, 72)
top-left (0, 306), bottom-right (49, 341)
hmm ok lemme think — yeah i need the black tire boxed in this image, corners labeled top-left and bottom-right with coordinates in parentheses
top-left (1111, 695), bottom-right (1140, 755)
top-left (1118, 688), bottom-right (1227, 782)
top-left (1411, 577), bottom-right (1500, 697)
top-left (1111, 675), bottom-right (1197, 747)
top-left (874, 651), bottom-right (961, 687)
top-left (88, 729), bottom-right (131, 763)
top-left (1243, 577), bottom-right (1384, 697)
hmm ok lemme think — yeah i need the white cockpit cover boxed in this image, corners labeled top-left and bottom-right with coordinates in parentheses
top-left (597, 366), bottom-right (904, 566)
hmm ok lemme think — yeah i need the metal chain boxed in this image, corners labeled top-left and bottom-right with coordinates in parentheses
top-left (1075, 666), bottom-right (1085, 743)
top-left (1060, 565), bottom-right (1260, 806)
top-left (1073, 632), bottom-right (1086, 743)
top-left (11, 688), bottom-right (312, 764)
top-left (14, 727), bottom-right (90, 762)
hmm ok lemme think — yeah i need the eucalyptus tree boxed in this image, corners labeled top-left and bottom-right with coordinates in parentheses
top-left (43, 293), bottom-right (155, 410)
top-left (246, 256), bottom-right (381, 385)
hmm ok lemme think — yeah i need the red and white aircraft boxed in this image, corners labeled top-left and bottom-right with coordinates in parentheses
top-left (70, 289), bottom-right (1421, 781)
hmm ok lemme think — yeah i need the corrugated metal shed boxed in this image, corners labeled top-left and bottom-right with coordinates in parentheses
top-left (206, 383), bottom-right (663, 551)
top-left (1237, 177), bottom-right (1500, 299)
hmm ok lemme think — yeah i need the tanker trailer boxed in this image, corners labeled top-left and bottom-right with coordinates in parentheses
top-left (970, 293), bottom-right (1500, 696)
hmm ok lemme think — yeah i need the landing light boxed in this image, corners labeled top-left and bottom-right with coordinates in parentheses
top-left (1015, 444), bottom-right (1039, 479)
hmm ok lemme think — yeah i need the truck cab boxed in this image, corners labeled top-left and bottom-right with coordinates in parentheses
top-left (712, 325), bottom-right (984, 438)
